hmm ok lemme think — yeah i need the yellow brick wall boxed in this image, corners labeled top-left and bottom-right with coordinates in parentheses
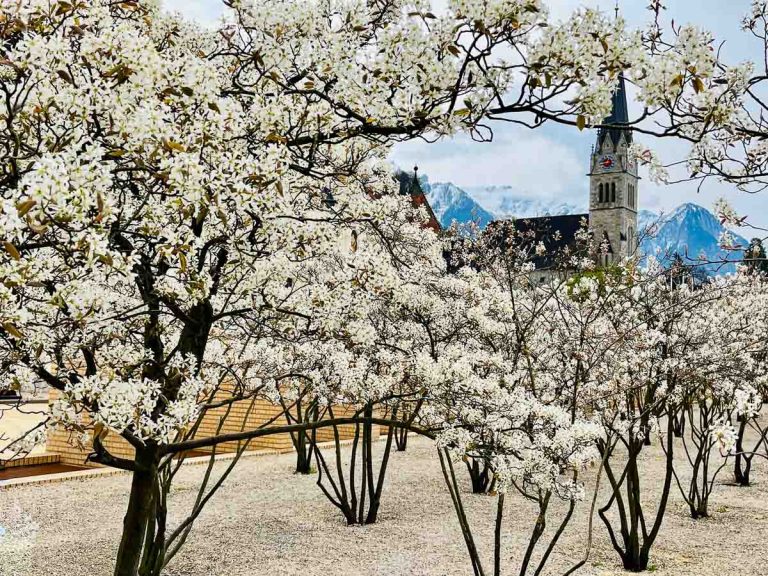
top-left (46, 389), bottom-right (387, 468)
top-left (310, 405), bottom-right (382, 443)
top-left (194, 391), bottom-right (295, 454)
top-left (47, 390), bottom-right (137, 467)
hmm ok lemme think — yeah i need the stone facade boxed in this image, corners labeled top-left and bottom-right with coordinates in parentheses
top-left (588, 136), bottom-right (639, 263)
top-left (587, 74), bottom-right (639, 264)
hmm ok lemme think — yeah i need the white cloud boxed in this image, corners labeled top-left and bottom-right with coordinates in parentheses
top-left (391, 131), bottom-right (585, 203)
top-left (162, 0), bottom-right (224, 23)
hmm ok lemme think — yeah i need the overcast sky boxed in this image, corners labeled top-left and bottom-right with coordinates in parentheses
top-left (163, 0), bottom-right (768, 228)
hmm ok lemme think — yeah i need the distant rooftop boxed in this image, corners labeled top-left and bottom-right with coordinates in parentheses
top-left (484, 213), bottom-right (593, 269)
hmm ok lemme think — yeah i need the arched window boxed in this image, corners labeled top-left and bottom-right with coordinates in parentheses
top-left (628, 226), bottom-right (635, 253)
top-left (598, 183), bottom-right (604, 203)
top-left (611, 182), bottom-right (616, 202)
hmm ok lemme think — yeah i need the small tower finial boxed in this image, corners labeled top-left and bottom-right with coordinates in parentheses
top-left (409, 164), bottom-right (423, 196)
top-left (614, 0), bottom-right (619, 20)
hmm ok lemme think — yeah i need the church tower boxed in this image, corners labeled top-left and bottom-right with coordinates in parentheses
top-left (588, 74), bottom-right (639, 264)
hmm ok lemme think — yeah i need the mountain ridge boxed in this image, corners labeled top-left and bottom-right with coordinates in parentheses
top-left (421, 179), bottom-right (748, 275)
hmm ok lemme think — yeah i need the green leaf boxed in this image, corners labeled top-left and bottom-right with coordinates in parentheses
top-left (56, 69), bottom-right (75, 85)
top-left (162, 139), bottom-right (186, 153)
top-left (265, 132), bottom-right (286, 144)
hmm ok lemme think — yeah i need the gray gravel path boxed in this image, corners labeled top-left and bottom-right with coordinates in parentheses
top-left (0, 436), bottom-right (766, 576)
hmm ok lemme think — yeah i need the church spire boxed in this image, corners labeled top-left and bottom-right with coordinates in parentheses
top-left (396, 165), bottom-right (441, 231)
top-left (596, 73), bottom-right (631, 150)
top-left (410, 165), bottom-right (423, 195)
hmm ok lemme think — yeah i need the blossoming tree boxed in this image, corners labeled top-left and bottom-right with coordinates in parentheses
top-left (0, 0), bottom-right (667, 574)
top-left (0, 0), bottom-right (472, 572)
top-left (3, 1), bottom-right (764, 576)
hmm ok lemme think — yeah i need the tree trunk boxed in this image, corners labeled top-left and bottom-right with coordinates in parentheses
top-left (114, 448), bottom-right (158, 576)
top-left (466, 458), bottom-right (492, 494)
top-left (312, 405), bottom-right (394, 525)
top-left (281, 396), bottom-right (318, 475)
top-left (295, 431), bottom-right (313, 474)
top-left (394, 426), bottom-right (409, 452)
top-left (621, 548), bottom-right (650, 572)
top-left (734, 417), bottom-right (752, 486)
top-left (598, 420), bottom-right (674, 574)
top-left (672, 411), bottom-right (685, 438)
top-left (734, 453), bottom-right (752, 487)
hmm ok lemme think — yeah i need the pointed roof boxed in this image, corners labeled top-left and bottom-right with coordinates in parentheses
top-left (397, 166), bottom-right (421, 196)
top-left (597, 74), bottom-right (632, 150)
top-left (396, 166), bottom-right (441, 232)
top-left (408, 165), bottom-right (424, 196)
top-left (486, 213), bottom-right (591, 270)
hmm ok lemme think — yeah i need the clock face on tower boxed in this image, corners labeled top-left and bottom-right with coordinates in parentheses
top-left (599, 154), bottom-right (616, 171)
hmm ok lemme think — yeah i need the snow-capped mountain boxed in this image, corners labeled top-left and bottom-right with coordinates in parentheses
top-left (420, 178), bottom-right (748, 275)
top-left (423, 181), bottom-right (495, 229)
top-left (637, 209), bottom-right (659, 234)
top-left (494, 196), bottom-right (585, 219)
top-left (424, 182), bottom-right (583, 228)
top-left (463, 185), bottom-right (586, 220)
top-left (638, 203), bottom-right (748, 274)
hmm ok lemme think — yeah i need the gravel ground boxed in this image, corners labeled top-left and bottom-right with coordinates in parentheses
top-left (0, 434), bottom-right (767, 576)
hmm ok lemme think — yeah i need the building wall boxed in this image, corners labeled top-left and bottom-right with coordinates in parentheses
top-left (528, 269), bottom-right (572, 286)
top-left (590, 202), bottom-right (636, 261)
top-left (46, 391), bottom-right (136, 466)
top-left (589, 138), bottom-right (639, 262)
top-left (46, 389), bottom-right (383, 468)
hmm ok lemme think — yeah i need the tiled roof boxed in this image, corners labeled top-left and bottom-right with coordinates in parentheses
top-left (396, 169), bottom-right (441, 232)
top-left (484, 213), bottom-right (591, 269)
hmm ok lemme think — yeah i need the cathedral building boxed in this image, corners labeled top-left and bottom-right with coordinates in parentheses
top-left (587, 74), bottom-right (640, 264)
top-left (398, 74), bottom-right (639, 281)
top-left (484, 74), bottom-right (640, 277)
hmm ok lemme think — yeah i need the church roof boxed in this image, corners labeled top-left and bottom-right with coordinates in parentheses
top-left (484, 213), bottom-right (591, 269)
top-left (396, 167), bottom-right (441, 232)
top-left (597, 74), bottom-right (632, 150)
